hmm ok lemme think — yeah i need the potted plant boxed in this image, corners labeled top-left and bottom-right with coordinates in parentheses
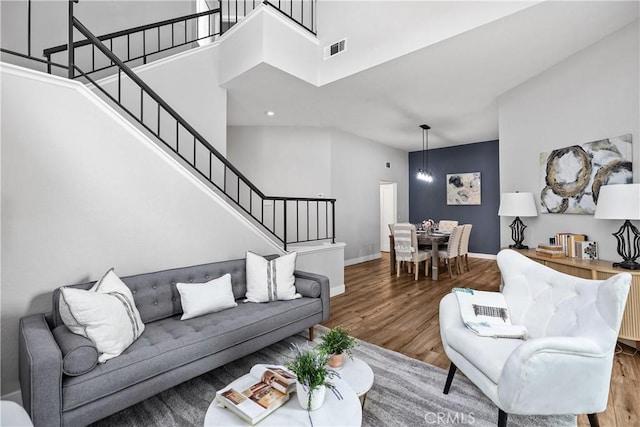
top-left (317, 326), bottom-right (358, 370)
top-left (286, 345), bottom-right (337, 411)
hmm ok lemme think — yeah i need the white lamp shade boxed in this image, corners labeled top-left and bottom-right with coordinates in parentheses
top-left (498, 192), bottom-right (538, 217)
top-left (594, 183), bottom-right (640, 220)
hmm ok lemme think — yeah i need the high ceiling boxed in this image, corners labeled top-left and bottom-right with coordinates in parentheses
top-left (225, 1), bottom-right (639, 152)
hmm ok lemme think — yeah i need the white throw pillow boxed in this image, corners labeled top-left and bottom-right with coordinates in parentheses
top-left (245, 251), bottom-right (301, 303)
top-left (58, 268), bottom-right (145, 363)
top-left (176, 273), bottom-right (238, 320)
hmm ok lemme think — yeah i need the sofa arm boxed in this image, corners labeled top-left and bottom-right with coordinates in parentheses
top-left (19, 314), bottom-right (63, 427)
top-left (294, 270), bottom-right (330, 321)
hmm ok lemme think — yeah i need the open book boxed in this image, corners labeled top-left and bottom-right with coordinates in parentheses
top-left (215, 364), bottom-right (297, 425)
top-left (452, 288), bottom-right (528, 339)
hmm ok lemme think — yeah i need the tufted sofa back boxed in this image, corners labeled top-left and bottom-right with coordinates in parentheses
top-left (497, 249), bottom-right (631, 350)
top-left (52, 257), bottom-right (254, 326)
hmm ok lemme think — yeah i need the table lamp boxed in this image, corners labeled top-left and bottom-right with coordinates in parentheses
top-left (498, 192), bottom-right (538, 249)
top-left (594, 183), bottom-right (640, 270)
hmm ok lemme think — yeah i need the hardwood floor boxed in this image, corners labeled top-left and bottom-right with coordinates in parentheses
top-left (322, 253), bottom-right (640, 427)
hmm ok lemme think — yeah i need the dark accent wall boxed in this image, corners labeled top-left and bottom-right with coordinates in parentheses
top-left (409, 140), bottom-right (500, 255)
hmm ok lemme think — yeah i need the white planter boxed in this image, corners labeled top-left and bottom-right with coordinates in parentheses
top-left (296, 382), bottom-right (326, 411)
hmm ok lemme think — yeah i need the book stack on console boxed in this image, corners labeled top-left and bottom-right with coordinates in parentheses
top-left (536, 244), bottom-right (565, 258)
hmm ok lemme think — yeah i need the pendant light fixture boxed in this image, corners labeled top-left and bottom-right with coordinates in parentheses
top-left (417, 124), bottom-right (433, 182)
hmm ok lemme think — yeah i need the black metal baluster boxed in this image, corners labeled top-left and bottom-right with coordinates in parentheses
top-left (325, 202), bottom-right (329, 239)
top-left (296, 201), bottom-right (299, 242)
top-left (140, 89), bottom-right (144, 123)
top-left (283, 200), bottom-right (288, 250)
top-left (332, 201), bottom-right (335, 242)
top-left (171, 22), bottom-right (175, 47)
top-left (157, 103), bottom-right (161, 136)
top-left (209, 152), bottom-right (213, 180)
top-left (157, 27), bottom-right (161, 52)
top-left (110, 39), bottom-right (113, 65)
top-left (27, 0), bottom-right (32, 56)
top-left (237, 176), bottom-right (240, 202)
top-left (316, 202), bottom-right (319, 241)
top-left (235, 0), bottom-right (238, 24)
top-left (184, 19), bottom-right (187, 43)
top-left (127, 34), bottom-right (131, 60)
top-left (193, 136), bottom-right (197, 166)
top-left (143, 30), bottom-right (147, 64)
top-left (176, 121), bottom-right (180, 152)
top-left (117, 68), bottom-right (121, 102)
top-left (306, 201), bottom-right (309, 241)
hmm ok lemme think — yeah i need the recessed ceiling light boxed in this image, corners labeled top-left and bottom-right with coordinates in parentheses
top-left (265, 111), bottom-right (275, 117)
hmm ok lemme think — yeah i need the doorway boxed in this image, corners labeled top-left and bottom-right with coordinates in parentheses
top-left (380, 182), bottom-right (397, 252)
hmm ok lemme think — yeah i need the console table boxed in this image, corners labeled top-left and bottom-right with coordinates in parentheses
top-left (515, 249), bottom-right (640, 345)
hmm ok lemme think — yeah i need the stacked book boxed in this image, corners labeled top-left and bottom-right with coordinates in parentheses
top-left (554, 233), bottom-right (588, 257)
top-left (536, 244), bottom-right (564, 258)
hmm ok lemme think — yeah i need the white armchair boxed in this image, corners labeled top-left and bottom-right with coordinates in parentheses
top-left (439, 249), bottom-right (631, 427)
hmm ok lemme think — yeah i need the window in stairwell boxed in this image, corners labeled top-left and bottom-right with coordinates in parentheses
top-left (196, 0), bottom-right (216, 46)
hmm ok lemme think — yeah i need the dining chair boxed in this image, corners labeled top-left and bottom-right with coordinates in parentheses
top-left (392, 223), bottom-right (430, 280)
top-left (437, 225), bottom-right (464, 277)
top-left (458, 224), bottom-right (473, 272)
top-left (437, 220), bottom-right (459, 233)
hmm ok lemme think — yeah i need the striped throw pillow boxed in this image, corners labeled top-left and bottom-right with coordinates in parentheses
top-left (59, 268), bottom-right (145, 363)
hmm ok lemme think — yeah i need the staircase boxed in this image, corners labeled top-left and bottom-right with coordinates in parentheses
top-left (3, 0), bottom-right (331, 251)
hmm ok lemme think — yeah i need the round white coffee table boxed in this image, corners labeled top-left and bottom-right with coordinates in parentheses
top-left (204, 377), bottom-right (361, 426)
top-left (335, 357), bottom-right (374, 406)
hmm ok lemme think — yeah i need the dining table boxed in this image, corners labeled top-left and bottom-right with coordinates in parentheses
top-left (389, 232), bottom-right (450, 280)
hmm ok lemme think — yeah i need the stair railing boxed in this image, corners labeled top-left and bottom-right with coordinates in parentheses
top-left (43, 5), bottom-right (222, 78)
top-left (68, 15), bottom-right (335, 250)
top-left (220, 0), bottom-right (316, 35)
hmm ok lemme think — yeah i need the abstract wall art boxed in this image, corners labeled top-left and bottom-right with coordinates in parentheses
top-left (539, 134), bottom-right (632, 214)
top-left (447, 172), bottom-right (481, 205)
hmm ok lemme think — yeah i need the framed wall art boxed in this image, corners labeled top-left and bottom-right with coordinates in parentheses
top-left (539, 134), bottom-right (632, 214)
top-left (447, 172), bottom-right (481, 205)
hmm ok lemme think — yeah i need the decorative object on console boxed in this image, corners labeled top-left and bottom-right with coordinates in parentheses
top-left (498, 192), bottom-right (538, 249)
top-left (540, 134), bottom-right (632, 214)
top-left (416, 124), bottom-right (433, 183)
top-left (594, 183), bottom-right (640, 270)
top-left (576, 241), bottom-right (598, 260)
top-left (446, 172), bottom-right (481, 205)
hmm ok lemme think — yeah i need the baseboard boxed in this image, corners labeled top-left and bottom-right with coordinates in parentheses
top-left (330, 284), bottom-right (345, 297)
top-left (344, 253), bottom-right (381, 266)
top-left (469, 252), bottom-right (497, 260)
top-left (1, 390), bottom-right (23, 406)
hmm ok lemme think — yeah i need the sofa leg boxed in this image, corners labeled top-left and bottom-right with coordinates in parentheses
top-left (587, 413), bottom-right (600, 427)
top-left (308, 327), bottom-right (314, 341)
top-left (498, 409), bottom-right (508, 427)
top-left (443, 363), bottom-right (457, 394)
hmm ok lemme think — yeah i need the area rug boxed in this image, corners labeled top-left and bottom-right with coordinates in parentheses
top-left (92, 327), bottom-right (576, 427)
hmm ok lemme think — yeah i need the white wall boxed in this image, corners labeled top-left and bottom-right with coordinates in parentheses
top-left (330, 129), bottom-right (409, 263)
top-left (315, 1), bottom-right (538, 85)
top-left (218, 5), bottom-right (318, 86)
top-left (498, 20), bottom-right (640, 261)
top-left (227, 125), bottom-right (409, 263)
top-left (0, 64), bottom-right (280, 395)
top-left (227, 126), bottom-right (331, 197)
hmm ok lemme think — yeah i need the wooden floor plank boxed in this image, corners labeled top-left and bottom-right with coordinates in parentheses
top-left (323, 253), bottom-right (640, 426)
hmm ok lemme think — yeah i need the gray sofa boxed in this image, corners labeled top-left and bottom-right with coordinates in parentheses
top-left (19, 257), bottom-right (330, 426)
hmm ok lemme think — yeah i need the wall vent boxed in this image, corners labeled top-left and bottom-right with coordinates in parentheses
top-left (323, 39), bottom-right (347, 60)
